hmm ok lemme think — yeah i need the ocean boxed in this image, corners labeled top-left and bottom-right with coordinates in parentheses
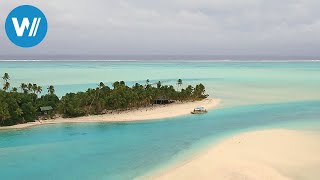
top-left (0, 60), bottom-right (319, 179)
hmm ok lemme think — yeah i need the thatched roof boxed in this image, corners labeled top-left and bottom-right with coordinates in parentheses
top-left (154, 95), bottom-right (169, 101)
top-left (40, 106), bottom-right (53, 111)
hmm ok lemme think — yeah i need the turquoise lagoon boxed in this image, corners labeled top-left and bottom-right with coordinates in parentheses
top-left (0, 61), bottom-right (320, 179)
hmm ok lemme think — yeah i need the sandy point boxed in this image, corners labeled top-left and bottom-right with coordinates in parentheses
top-left (150, 129), bottom-right (320, 180)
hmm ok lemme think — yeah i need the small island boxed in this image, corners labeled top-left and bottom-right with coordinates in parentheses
top-left (0, 73), bottom-right (218, 128)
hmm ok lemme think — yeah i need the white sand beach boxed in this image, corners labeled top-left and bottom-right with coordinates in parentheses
top-left (0, 98), bottom-right (220, 130)
top-left (152, 129), bottom-right (320, 180)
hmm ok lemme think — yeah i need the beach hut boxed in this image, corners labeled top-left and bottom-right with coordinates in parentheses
top-left (39, 106), bottom-right (53, 115)
top-left (154, 96), bottom-right (172, 104)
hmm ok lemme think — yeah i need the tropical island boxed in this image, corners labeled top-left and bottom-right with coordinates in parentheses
top-left (0, 73), bottom-right (219, 128)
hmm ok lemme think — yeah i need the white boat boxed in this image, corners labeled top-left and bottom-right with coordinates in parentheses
top-left (191, 107), bottom-right (207, 114)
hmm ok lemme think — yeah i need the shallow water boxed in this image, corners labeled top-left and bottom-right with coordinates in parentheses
top-left (1, 61), bottom-right (319, 106)
top-left (0, 61), bottom-right (319, 180)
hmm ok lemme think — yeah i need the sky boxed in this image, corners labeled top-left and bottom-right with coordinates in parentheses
top-left (0, 0), bottom-right (320, 59)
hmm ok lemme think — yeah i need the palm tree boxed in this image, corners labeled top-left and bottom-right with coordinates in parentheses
top-left (27, 83), bottom-right (33, 92)
top-left (95, 82), bottom-right (105, 106)
top-left (2, 73), bottom-right (10, 92)
top-left (99, 82), bottom-right (105, 89)
top-left (15, 108), bottom-right (23, 118)
top-left (0, 104), bottom-right (10, 125)
top-left (120, 81), bottom-right (125, 87)
top-left (194, 83), bottom-right (207, 99)
top-left (15, 108), bottom-right (24, 123)
top-left (88, 88), bottom-right (98, 113)
top-left (12, 87), bottom-right (18, 92)
top-left (20, 83), bottom-right (28, 93)
top-left (36, 86), bottom-right (42, 95)
top-left (88, 82), bottom-right (105, 113)
top-left (47, 85), bottom-right (55, 95)
top-left (2, 73), bottom-right (10, 82)
top-left (133, 83), bottom-right (140, 90)
top-left (177, 79), bottom-right (183, 90)
top-left (146, 79), bottom-right (150, 85)
top-left (3, 82), bottom-right (10, 91)
top-left (113, 81), bottom-right (120, 89)
top-left (32, 84), bottom-right (38, 94)
top-left (157, 81), bottom-right (162, 89)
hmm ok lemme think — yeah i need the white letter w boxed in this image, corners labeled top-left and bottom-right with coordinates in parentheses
top-left (12, 18), bottom-right (41, 37)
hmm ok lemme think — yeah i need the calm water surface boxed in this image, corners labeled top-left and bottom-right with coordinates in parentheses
top-left (0, 61), bottom-right (320, 180)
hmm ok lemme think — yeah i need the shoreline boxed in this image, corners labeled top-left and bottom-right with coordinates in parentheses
top-left (0, 98), bottom-right (220, 130)
top-left (151, 129), bottom-right (320, 180)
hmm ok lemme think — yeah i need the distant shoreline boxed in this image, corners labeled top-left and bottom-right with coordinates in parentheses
top-left (0, 98), bottom-right (220, 130)
top-left (1, 59), bottom-right (319, 62)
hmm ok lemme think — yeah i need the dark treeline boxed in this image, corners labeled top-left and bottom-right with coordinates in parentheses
top-left (0, 74), bottom-right (208, 126)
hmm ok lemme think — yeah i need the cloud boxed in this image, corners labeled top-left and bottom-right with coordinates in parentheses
top-left (0, 0), bottom-right (319, 58)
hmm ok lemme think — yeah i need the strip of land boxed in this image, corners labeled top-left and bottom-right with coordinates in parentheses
top-left (0, 98), bottom-right (220, 130)
top-left (151, 129), bottom-right (320, 180)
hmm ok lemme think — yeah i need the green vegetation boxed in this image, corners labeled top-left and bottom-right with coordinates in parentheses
top-left (0, 73), bottom-right (208, 126)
